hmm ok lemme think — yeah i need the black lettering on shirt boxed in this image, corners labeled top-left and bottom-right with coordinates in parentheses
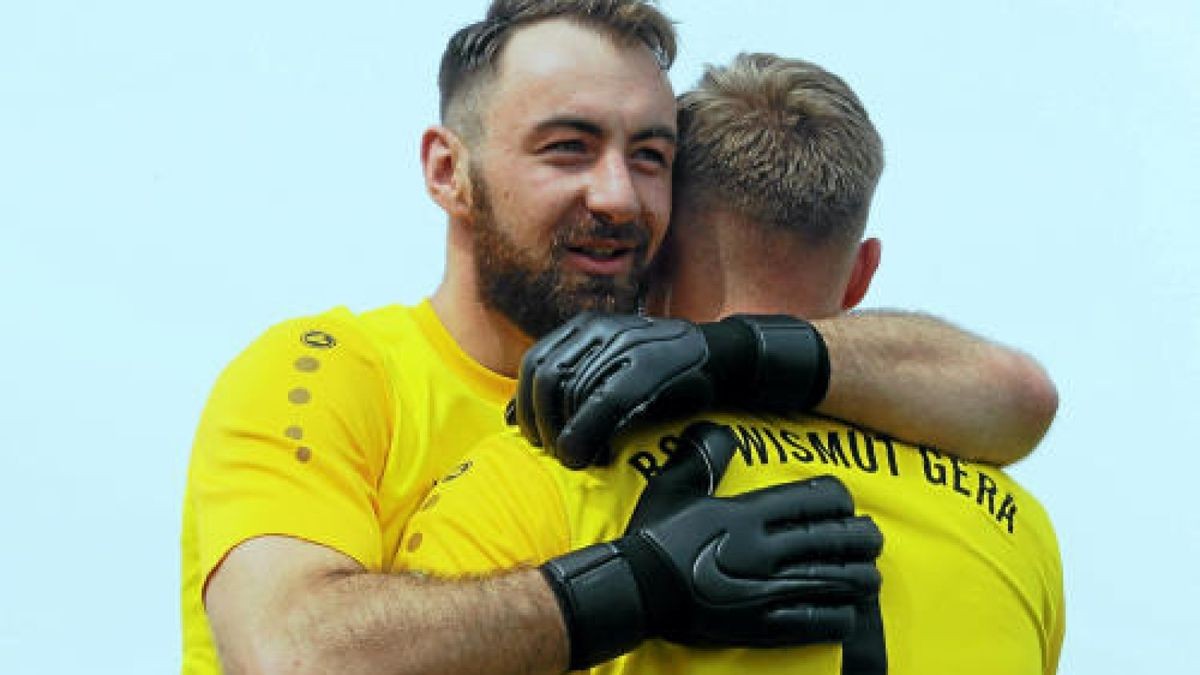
top-left (877, 434), bottom-right (901, 476)
top-left (920, 446), bottom-right (947, 485)
top-left (761, 427), bottom-right (791, 464)
top-left (847, 430), bottom-right (880, 474)
top-left (632, 422), bottom-right (1023, 536)
top-left (918, 447), bottom-right (1019, 535)
top-left (950, 457), bottom-right (972, 497)
top-left (734, 425), bottom-right (770, 466)
top-left (628, 451), bottom-right (663, 481)
top-left (996, 493), bottom-right (1018, 534)
top-left (976, 471), bottom-right (999, 515)
top-left (658, 434), bottom-right (682, 460)
top-left (627, 434), bottom-right (685, 481)
top-left (780, 429), bottom-right (815, 463)
top-left (808, 432), bottom-right (850, 468)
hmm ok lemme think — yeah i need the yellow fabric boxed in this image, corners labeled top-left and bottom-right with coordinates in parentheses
top-left (399, 413), bottom-right (1065, 675)
top-left (180, 300), bottom-right (514, 674)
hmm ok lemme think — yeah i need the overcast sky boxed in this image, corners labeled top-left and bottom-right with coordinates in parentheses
top-left (2, 1), bottom-right (1197, 672)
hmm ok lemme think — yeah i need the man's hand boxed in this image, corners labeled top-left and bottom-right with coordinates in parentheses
top-left (510, 312), bottom-right (828, 468)
top-left (539, 421), bottom-right (883, 670)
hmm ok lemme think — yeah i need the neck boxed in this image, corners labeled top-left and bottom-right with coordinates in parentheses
top-left (662, 209), bottom-right (847, 321)
top-left (430, 223), bottom-right (533, 378)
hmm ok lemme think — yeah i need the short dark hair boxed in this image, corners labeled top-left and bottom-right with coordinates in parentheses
top-left (676, 53), bottom-right (885, 244)
top-left (438, 0), bottom-right (676, 142)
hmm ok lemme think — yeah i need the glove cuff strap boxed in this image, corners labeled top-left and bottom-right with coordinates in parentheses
top-left (742, 314), bottom-right (830, 409)
top-left (704, 315), bottom-right (830, 410)
top-left (540, 543), bottom-right (647, 670)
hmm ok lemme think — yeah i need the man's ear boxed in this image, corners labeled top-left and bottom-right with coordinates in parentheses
top-left (841, 237), bottom-right (881, 310)
top-left (421, 125), bottom-right (473, 220)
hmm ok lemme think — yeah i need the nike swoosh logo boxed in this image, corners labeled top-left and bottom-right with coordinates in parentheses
top-left (691, 535), bottom-right (838, 605)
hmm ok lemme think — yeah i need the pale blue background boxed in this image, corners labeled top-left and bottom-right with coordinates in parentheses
top-left (1, 1), bottom-right (1197, 672)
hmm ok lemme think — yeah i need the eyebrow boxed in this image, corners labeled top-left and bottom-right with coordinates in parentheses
top-left (533, 115), bottom-right (677, 146)
top-left (633, 125), bottom-right (678, 146)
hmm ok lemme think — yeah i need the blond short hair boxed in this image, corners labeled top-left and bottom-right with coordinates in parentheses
top-left (676, 53), bottom-right (884, 244)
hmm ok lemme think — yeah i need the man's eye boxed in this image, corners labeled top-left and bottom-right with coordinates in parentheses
top-left (633, 147), bottom-right (670, 167)
top-left (544, 139), bottom-right (588, 153)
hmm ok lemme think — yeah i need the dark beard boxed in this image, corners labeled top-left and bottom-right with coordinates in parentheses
top-left (470, 171), bottom-right (650, 339)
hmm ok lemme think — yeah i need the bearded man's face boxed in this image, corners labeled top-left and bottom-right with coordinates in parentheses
top-left (470, 167), bottom-right (653, 338)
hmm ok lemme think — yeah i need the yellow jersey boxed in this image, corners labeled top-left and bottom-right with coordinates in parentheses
top-left (181, 300), bottom-right (514, 673)
top-left (398, 413), bottom-right (1065, 675)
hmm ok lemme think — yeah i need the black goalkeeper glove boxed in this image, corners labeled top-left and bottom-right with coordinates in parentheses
top-left (509, 312), bottom-right (829, 468)
top-left (539, 421), bottom-right (883, 670)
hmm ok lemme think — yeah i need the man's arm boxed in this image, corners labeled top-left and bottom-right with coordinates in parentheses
top-left (208, 425), bottom-right (883, 675)
top-left (188, 315), bottom-right (568, 675)
top-left (510, 311), bottom-right (1057, 468)
top-left (397, 424), bottom-right (882, 671)
top-left (205, 536), bottom-right (568, 675)
top-left (815, 310), bottom-right (1058, 465)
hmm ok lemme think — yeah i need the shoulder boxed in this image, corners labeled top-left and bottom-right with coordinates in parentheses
top-left (211, 301), bottom-right (454, 396)
top-left (227, 307), bottom-right (383, 369)
top-left (990, 472), bottom-right (1062, 584)
top-left (398, 430), bottom-right (573, 573)
top-left (208, 306), bottom-right (394, 405)
top-left (241, 301), bottom-right (440, 357)
top-left (187, 307), bottom-right (406, 583)
top-left (433, 430), bottom-right (564, 509)
top-left (195, 306), bottom-right (401, 479)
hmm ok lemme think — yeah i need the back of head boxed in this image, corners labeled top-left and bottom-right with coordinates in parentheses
top-left (438, 0), bottom-right (677, 144)
top-left (675, 53), bottom-right (884, 247)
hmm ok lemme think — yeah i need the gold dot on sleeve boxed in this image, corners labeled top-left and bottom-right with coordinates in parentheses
top-left (284, 426), bottom-right (304, 440)
top-left (294, 356), bottom-right (320, 372)
top-left (288, 387), bottom-right (311, 405)
top-left (295, 447), bottom-right (312, 463)
top-left (406, 532), bottom-right (423, 553)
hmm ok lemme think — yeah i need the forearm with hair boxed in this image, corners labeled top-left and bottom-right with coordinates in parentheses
top-left (812, 310), bottom-right (1058, 465)
top-left (296, 568), bottom-right (565, 675)
top-left (217, 561), bottom-right (567, 675)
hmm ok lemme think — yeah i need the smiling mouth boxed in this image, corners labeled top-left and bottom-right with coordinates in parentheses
top-left (566, 244), bottom-right (633, 260)
top-left (562, 240), bottom-right (642, 276)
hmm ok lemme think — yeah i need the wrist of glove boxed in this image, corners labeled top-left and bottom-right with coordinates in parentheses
top-left (540, 542), bottom-right (648, 669)
top-left (539, 422), bottom-right (883, 669)
top-left (509, 312), bottom-right (830, 470)
top-left (698, 314), bottom-right (831, 412)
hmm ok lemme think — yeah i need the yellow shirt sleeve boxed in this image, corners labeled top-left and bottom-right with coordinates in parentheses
top-left (395, 429), bottom-right (571, 576)
top-left (187, 310), bottom-right (394, 584)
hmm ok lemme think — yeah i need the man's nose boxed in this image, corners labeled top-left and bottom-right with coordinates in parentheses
top-left (585, 150), bottom-right (640, 224)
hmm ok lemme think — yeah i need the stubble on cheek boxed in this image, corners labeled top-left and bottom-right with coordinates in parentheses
top-left (469, 164), bottom-right (656, 336)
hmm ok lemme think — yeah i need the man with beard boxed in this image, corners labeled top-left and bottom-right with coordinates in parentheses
top-left (398, 53), bottom-right (1064, 675)
top-left (181, 1), bottom-right (1055, 673)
